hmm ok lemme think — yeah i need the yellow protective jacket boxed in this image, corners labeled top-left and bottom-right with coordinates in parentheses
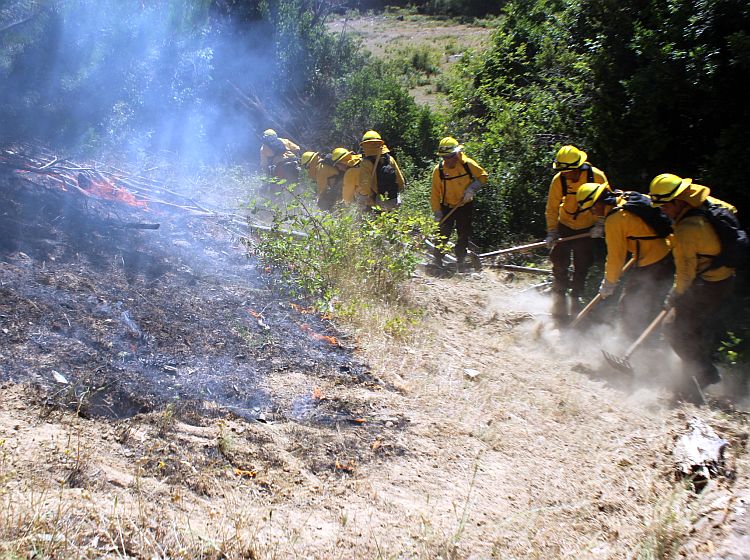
top-left (341, 154), bottom-right (362, 203)
top-left (671, 184), bottom-right (736, 294)
top-left (260, 138), bottom-right (300, 170)
top-left (430, 153), bottom-right (489, 210)
top-left (303, 152), bottom-right (322, 183)
top-left (602, 196), bottom-right (672, 284)
top-left (315, 162), bottom-right (341, 196)
top-left (358, 142), bottom-right (406, 203)
top-left (545, 166), bottom-right (608, 231)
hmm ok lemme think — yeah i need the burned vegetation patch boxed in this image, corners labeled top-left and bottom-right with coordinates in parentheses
top-left (0, 147), bottom-right (403, 472)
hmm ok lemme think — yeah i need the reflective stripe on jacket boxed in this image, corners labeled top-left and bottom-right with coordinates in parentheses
top-left (430, 154), bottom-right (488, 210)
top-left (545, 166), bottom-right (607, 231)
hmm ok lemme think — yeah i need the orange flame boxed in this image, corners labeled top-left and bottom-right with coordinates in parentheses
top-left (311, 387), bottom-right (324, 400)
top-left (299, 323), bottom-right (339, 346)
top-left (77, 174), bottom-right (147, 208)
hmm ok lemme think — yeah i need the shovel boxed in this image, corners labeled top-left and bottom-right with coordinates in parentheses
top-left (602, 307), bottom-right (670, 374)
top-left (569, 257), bottom-right (637, 329)
top-left (478, 232), bottom-right (591, 259)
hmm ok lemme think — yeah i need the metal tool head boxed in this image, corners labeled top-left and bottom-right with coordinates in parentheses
top-left (601, 349), bottom-right (634, 374)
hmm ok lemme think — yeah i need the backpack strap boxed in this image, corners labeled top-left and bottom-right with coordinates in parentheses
top-left (438, 160), bottom-right (474, 205)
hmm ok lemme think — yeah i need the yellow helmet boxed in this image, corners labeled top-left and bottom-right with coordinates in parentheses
top-left (361, 130), bottom-right (382, 143)
top-left (262, 129), bottom-right (277, 139)
top-left (649, 173), bottom-right (692, 206)
top-left (575, 182), bottom-right (609, 213)
top-left (300, 151), bottom-right (317, 166)
top-left (331, 147), bottom-right (351, 164)
top-left (437, 136), bottom-right (463, 156)
top-left (553, 145), bottom-right (587, 171)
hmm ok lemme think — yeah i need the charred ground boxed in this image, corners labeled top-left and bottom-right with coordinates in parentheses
top-left (0, 148), bottom-right (402, 473)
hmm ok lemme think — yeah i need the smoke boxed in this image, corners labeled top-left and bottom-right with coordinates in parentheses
top-left (490, 288), bottom-right (750, 405)
top-left (0, 0), bottom-right (301, 167)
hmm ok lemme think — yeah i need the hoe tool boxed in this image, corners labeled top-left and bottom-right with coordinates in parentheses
top-left (438, 202), bottom-right (463, 226)
top-left (434, 205), bottom-right (483, 271)
top-left (569, 257), bottom-right (636, 329)
top-left (602, 308), bottom-right (670, 374)
top-left (478, 232), bottom-right (591, 259)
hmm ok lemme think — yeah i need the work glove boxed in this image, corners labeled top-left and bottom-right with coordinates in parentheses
top-left (590, 218), bottom-right (605, 239)
top-left (598, 278), bottom-right (617, 299)
top-left (545, 229), bottom-right (559, 250)
top-left (462, 180), bottom-right (482, 204)
top-left (433, 210), bottom-right (443, 222)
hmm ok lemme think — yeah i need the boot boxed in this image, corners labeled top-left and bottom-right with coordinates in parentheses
top-left (551, 293), bottom-right (568, 320)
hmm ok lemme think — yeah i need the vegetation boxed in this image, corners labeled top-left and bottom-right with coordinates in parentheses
top-left (254, 188), bottom-right (437, 332)
top-left (1, 1), bottom-right (747, 355)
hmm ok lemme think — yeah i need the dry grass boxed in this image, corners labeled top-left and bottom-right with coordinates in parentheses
top-left (0, 269), bottom-right (747, 558)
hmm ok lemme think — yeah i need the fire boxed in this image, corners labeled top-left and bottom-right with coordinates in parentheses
top-left (311, 387), bottom-right (324, 400)
top-left (77, 173), bottom-right (148, 208)
top-left (299, 323), bottom-right (339, 346)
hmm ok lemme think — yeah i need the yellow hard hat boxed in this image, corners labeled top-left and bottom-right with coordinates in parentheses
top-left (576, 182), bottom-right (609, 213)
top-left (331, 147), bottom-right (351, 164)
top-left (649, 173), bottom-right (692, 206)
top-left (553, 145), bottom-right (587, 171)
top-left (300, 151), bottom-right (317, 166)
top-left (262, 129), bottom-right (277, 139)
top-left (361, 130), bottom-right (382, 143)
top-left (437, 136), bottom-right (463, 156)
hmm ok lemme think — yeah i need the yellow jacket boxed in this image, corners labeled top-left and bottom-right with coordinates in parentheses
top-left (671, 184), bottom-right (736, 294)
top-left (358, 142), bottom-right (406, 202)
top-left (545, 166), bottom-right (608, 231)
top-left (430, 153), bottom-right (489, 210)
top-left (315, 162), bottom-right (341, 196)
top-left (260, 138), bottom-right (300, 170)
top-left (602, 197), bottom-right (672, 283)
top-left (303, 152), bottom-right (322, 183)
top-left (341, 154), bottom-right (362, 203)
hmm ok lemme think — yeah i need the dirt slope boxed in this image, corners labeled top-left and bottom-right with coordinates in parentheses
top-left (2, 257), bottom-right (748, 558)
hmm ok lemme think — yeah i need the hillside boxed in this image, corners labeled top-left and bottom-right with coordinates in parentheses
top-left (1, 149), bottom-right (748, 557)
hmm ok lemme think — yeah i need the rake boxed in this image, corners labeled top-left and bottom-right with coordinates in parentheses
top-left (602, 308), bottom-right (670, 374)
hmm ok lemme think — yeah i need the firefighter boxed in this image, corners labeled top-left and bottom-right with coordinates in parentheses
top-left (357, 130), bottom-right (406, 211)
top-left (430, 137), bottom-right (488, 272)
top-left (259, 129), bottom-right (301, 185)
top-left (575, 182), bottom-right (674, 337)
top-left (331, 148), bottom-right (362, 205)
top-left (649, 173), bottom-right (740, 401)
top-left (300, 151), bottom-right (321, 183)
top-left (314, 153), bottom-right (343, 211)
top-left (545, 145), bottom-right (609, 319)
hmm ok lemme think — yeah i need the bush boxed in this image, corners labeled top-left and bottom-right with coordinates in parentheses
top-left (254, 189), bottom-right (438, 310)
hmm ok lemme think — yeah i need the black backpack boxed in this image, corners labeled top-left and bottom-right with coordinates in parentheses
top-left (368, 153), bottom-right (399, 200)
top-left (609, 191), bottom-right (674, 239)
top-left (560, 163), bottom-right (595, 196)
top-left (686, 202), bottom-right (749, 270)
top-left (263, 135), bottom-right (288, 156)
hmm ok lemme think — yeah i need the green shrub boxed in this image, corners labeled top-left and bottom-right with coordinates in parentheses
top-left (254, 189), bottom-right (438, 308)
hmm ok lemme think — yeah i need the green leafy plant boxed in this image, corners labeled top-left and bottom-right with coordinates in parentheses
top-left (254, 188), bottom-right (438, 310)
